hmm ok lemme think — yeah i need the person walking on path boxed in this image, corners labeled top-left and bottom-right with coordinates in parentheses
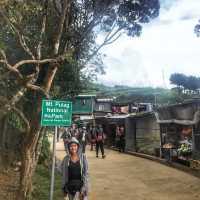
top-left (70, 124), bottom-right (80, 139)
top-left (89, 126), bottom-right (96, 151)
top-left (61, 128), bottom-right (72, 153)
top-left (115, 125), bottom-right (121, 150)
top-left (119, 126), bottom-right (125, 153)
top-left (80, 127), bottom-right (88, 154)
top-left (61, 137), bottom-right (89, 200)
top-left (95, 125), bottom-right (106, 159)
top-left (77, 126), bottom-right (88, 154)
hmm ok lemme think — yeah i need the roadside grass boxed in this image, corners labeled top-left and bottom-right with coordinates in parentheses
top-left (32, 165), bottom-right (63, 200)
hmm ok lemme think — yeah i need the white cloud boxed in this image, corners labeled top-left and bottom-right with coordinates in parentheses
top-left (97, 0), bottom-right (200, 88)
top-left (160, 0), bottom-right (200, 22)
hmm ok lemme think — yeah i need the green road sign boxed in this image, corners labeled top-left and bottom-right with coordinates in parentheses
top-left (41, 100), bottom-right (72, 126)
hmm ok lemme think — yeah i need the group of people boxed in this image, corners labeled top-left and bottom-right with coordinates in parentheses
top-left (60, 123), bottom-right (106, 200)
top-left (61, 124), bottom-right (88, 154)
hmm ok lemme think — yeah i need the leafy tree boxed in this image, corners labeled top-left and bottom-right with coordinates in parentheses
top-left (194, 20), bottom-right (200, 37)
top-left (170, 73), bottom-right (200, 94)
top-left (170, 73), bottom-right (186, 87)
top-left (0, 1), bottom-right (160, 199)
top-left (184, 76), bottom-right (199, 93)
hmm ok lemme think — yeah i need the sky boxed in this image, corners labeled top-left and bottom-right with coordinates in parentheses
top-left (96, 0), bottom-right (200, 88)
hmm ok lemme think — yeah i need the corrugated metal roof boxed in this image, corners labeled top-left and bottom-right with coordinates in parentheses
top-left (105, 114), bottom-right (130, 119)
top-left (96, 98), bottom-right (114, 102)
top-left (77, 94), bottom-right (96, 97)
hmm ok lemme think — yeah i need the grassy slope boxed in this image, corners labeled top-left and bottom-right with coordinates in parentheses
top-left (88, 83), bottom-right (200, 104)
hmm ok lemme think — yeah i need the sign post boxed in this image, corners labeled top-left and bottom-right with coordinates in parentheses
top-left (50, 126), bottom-right (57, 200)
top-left (41, 100), bottom-right (72, 127)
top-left (40, 100), bottom-right (72, 200)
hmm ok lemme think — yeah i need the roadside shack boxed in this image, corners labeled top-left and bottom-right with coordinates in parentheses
top-left (155, 99), bottom-right (200, 167)
top-left (125, 112), bottom-right (160, 155)
top-left (105, 114), bottom-right (128, 147)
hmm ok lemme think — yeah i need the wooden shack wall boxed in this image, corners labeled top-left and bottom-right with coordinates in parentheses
top-left (125, 118), bottom-right (136, 151)
top-left (135, 116), bottom-right (160, 155)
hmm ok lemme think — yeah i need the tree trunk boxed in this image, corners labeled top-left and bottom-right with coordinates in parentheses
top-left (17, 122), bottom-right (42, 200)
top-left (17, 65), bottom-right (58, 200)
top-left (1, 115), bottom-right (8, 149)
top-left (17, 149), bottom-right (36, 200)
top-left (0, 115), bottom-right (8, 169)
top-left (43, 65), bottom-right (58, 93)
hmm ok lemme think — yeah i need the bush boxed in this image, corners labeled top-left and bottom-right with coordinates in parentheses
top-left (38, 134), bottom-right (51, 165)
top-left (32, 165), bottom-right (63, 200)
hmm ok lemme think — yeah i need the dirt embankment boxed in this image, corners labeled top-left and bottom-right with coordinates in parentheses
top-left (0, 169), bottom-right (19, 200)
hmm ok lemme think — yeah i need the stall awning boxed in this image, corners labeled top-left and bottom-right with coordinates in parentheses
top-left (155, 111), bottom-right (200, 125)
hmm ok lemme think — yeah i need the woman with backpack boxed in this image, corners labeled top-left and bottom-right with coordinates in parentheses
top-left (61, 137), bottom-right (89, 200)
top-left (89, 126), bottom-right (96, 151)
top-left (95, 124), bottom-right (106, 159)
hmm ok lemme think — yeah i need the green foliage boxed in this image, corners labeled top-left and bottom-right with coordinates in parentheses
top-left (170, 73), bottom-right (200, 94)
top-left (0, 1), bottom-right (161, 198)
top-left (194, 20), bottom-right (200, 37)
top-left (38, 133), bottom-right (51, 165)
top-left (170, 73), bottom-right (187, 88)
top-left (7, 111), bottom-right (26, 131)
top-left (91, 83), bottom-right (170, 103)
top-left (0, 0), bottom-right (161, 104)
top-left (32, 165), bottom-right (63, 200)
top-left (52, 60), bottom-right (88, 99)
top-left (88, 82), bottom-right (199, 105)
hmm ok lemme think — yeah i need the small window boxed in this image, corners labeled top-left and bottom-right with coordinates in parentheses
top-left (82, 99), bottom-right (86, 105)
top-left (99, 104), bottom-right (105, 111)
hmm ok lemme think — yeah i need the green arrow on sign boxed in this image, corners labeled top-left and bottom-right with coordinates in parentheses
top-left (41, 100), bottom-right (72, 126)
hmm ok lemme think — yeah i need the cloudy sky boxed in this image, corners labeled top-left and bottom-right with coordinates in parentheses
top-left (96, 0), bottom-right (200, 88)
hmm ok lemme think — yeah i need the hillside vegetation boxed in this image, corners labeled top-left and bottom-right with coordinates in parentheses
top-left (87, 83), bottom-right (200, 105)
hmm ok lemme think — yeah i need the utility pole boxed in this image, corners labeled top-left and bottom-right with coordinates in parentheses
top-left (91, 96), bottom-right (96, 127)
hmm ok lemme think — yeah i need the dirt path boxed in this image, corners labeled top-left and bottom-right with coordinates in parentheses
top-left (56, 140), bottom-right (200, 200)
top-left (0, 169), bottom-right (19, 200)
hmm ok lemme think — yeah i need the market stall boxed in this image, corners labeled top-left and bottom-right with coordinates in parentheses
top-left (156, 99), bottom-right (200, 167)
top-left (160, 124), bottom-right (193, 164)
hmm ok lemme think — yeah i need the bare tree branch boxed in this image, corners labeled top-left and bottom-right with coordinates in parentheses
top-left (105, 32), bottom-right (122, 45)
top-left (0, 49), bottom-right (58, 80)
top-left (104, 27), bottom-right (123, 44)
top-left (0, 10), bottom-right (35, 59)
top-left (53, 0), bottom-right (62, 16)
top-left (13, 58), bottom-right (57, 69)
top-left (37, 0), bottom-right (48, 59)
top-left (53, 0), bottom-right (71, 55)
top-left (84, 26), bottom-right (123, 64)
top-left (26, 83), bottom-right (49, 98)
top-left (0, 87), bottom-right (27, 121)
top-left (103, 22), bottom-right (117, 42)
top-left (0, 49), bottom-right (24, 79)
top-left (0, 49), bottom-right (59, 96)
